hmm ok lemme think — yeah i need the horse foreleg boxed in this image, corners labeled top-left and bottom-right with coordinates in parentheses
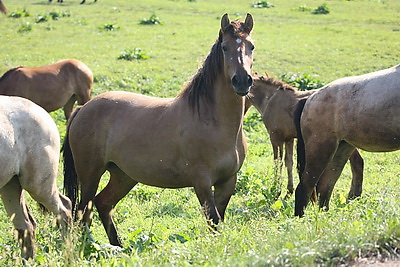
top-left (295, 139), bottom-right (338, 217)
top-left (214, 175), bottom-right (237, 221)
top-left (347, 149), bottom-right (364, 200)
top-left (194, 177), bottom-right (220, 228)
top-left (284, 139), bottom-right (294, 196)
top-left (0, 176), bottom-right (36, 259)
top-left (316, 142), bottom-right (355, 210)
top-left (95, 165), bottom-right (137, 246)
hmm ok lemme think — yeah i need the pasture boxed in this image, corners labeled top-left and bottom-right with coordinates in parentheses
top-left (0, 0), bottom-right (399, 265)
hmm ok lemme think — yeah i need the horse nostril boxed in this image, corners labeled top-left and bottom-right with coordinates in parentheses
top-left (231, 75), bottom-right (239, 87)
top-left (247, 75), bottom-right (253, 87)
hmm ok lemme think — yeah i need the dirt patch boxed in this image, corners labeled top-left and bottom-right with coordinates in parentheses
top-left (349, 257), bottom-right (400, 266)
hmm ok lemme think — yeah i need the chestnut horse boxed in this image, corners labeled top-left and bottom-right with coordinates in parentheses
top-left (294, 64), bottom-right (400, 217)
top-left (0, 0), bottom-right (7, 15)
top-left (246, 75), bottom-right (364, 199)
top-left (0, 59), bottom-right (93, 120)
top-left (0, 96), bottom-right (72, 259)
top-left (63, 14), bottom-right (255, 246)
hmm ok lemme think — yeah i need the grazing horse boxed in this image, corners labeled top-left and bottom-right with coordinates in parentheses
top-left (0, 96), bottom-right (72, 259)
top-left (0, 59), bottom-right (93, 120)
top-left (0, 0), bottom-right (7, 15)
top-left (80, 0), bottom-right (97, 4)
top-left (246, 75), bottom-right (364, 199)
top-left (63, 13), bottom-right (255, 246)
top-left (294, 64), bottom-right (400, 217)
top-left (48, 0), bottom-right (97, 3)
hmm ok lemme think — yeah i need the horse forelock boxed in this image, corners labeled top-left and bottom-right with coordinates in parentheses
top-left (0, 66), bottom-right (23, 83)
top-left (219, 20), bottom-right (250, 41)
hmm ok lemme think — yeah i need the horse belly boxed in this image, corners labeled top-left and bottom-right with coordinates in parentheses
top-left (344, 124), bottom-right (400, 152)
top-left (342, 104), bottom-right (400, 152)
top-left (115, 157), bottom-right (194, 188)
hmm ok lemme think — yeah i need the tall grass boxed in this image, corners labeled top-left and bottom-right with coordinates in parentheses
top-left (0, 0), bottom-right (399, 265)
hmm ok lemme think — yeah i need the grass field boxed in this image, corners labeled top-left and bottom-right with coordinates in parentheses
top-left (0, 0), bottom-right (400, 265)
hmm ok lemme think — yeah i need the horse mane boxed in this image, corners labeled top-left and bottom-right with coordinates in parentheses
top-left (0, 66), bottom-right (23, 83)
top-left (179, 20), bottom-right (248, 113)
top-left (255, 73), bottom-right (297, 92)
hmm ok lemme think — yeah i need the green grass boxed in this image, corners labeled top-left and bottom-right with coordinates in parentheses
top-left (0, 0), bottom-right (400, 265)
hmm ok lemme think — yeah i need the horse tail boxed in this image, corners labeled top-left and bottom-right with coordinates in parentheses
top-left (294, 98), bottom-right (319, 203)
top-left (294, 98), bottom-right (307, 180)
top-left (62, 106), bottom-right (82, 213)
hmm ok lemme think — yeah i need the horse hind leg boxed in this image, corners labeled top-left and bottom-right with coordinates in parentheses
top-left (295, 138), bottom-right (338, 217)
top-left (271, 139), bottom-right (284, 198)
top-left (347, 149), bottom-right (364, 200)
top-left (26, 183), bottom-right (72, 232)
top-left (0, 176), bottom-right (36, 259)
top-left (316, 142), bottom-right (356, 211)
top-left (284, 139), bottom-right (294, 197)
top-left (94, 163), bottom-right (137, 246)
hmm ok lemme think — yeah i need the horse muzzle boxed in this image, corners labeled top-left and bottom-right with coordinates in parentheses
top-left (232, 74), bottom-right (253, 96)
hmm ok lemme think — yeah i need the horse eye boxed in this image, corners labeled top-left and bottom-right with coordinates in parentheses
top-left (222, 45), bottom-right (228, 52)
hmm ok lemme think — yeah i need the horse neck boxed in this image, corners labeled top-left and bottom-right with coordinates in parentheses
top-left (247, 80), bottom-right (279, 114)
top-left (212, 76), bottom-right (246, 130)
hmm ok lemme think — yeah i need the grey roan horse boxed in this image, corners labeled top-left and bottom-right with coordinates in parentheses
top-left (0, 96), bottom-right (72, 259)
top-left (294, 65), bottom-right (400, 217)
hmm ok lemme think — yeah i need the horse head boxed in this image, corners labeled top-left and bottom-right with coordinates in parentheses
top-left (219, 13), bottom-right (254, 96)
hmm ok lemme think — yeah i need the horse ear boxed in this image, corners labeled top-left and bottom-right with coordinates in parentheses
top-left (220, 13), bottom-right (230, 33)
top-left (244, 13), bottom-right (254, 33)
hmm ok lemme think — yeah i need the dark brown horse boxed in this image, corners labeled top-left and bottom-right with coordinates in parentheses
top-left (0, 59), bottom-right (93, 120)
top-left (48, 0), bottom-right (96, 3)
top-left (294, 65), bottom-right (400, 217)
top-left (0, 0), bottom-right (7, 15)
top-left (246, 75), bottom-right (364, 199)
top-left (63, 14), bottom-right (255, 246)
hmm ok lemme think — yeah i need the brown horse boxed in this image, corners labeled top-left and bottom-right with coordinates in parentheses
top-left (294, 64), bottom-right (400, 217)
top-left (0, 0), bottom-right (7, 15)
top-left (48, 0), bottom-right (97, 3)
top-left (0, 59), bottom-right (93, 120)
top-left (63, 13), bottom-right (255, 246)
top-left (246, 75), bottom-right (364, 199)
